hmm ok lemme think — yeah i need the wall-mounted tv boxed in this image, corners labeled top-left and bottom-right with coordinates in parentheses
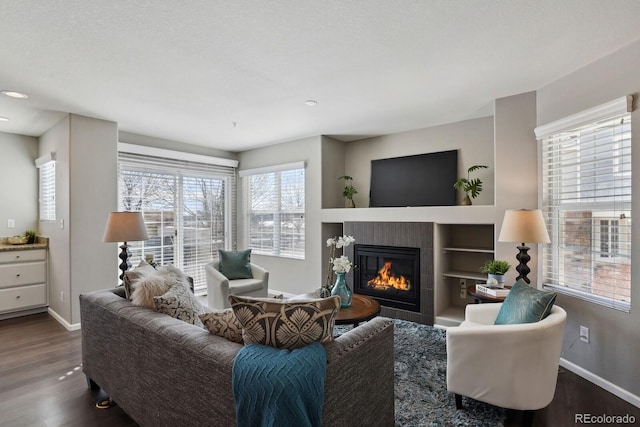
top-left (369, 150), bottom-right (458, 207)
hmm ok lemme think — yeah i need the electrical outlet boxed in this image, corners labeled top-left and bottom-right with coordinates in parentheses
top-left (459, 278), bottom-right (467, 298)
top-left (7, 219), bottom-right (15, 228)
top-left (580, 325), bottom-right (589, 343)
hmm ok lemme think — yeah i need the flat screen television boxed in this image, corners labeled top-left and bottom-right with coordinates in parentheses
top-left (369, 150), bottom-right (458, 207)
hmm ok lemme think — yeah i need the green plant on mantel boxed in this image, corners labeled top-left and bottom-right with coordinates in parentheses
top-left (339, 175), bottom-right (358, 207)
top-left (453, 165), bottom-right (488, 205)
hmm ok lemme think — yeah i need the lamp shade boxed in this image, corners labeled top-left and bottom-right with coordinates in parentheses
top-left (498, 209), bottom-right (550, 244)
top-left (102, 212), bottom-right (149, 243)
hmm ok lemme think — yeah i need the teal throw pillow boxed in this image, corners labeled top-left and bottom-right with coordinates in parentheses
top-left (494, 280), bottom-right (557, 325)
top-left (219, 249), bottom-right (253, 280)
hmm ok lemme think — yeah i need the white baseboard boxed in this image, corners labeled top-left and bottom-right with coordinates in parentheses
top-left (47, 308), bottom-right (81, 331)
top-left (560, 358), bottom-right (640, 408)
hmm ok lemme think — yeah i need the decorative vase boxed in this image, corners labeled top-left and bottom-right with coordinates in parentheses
top-left (462, 195), bottom-right (472, 205)
top-left (348, 199), bottom-right (356, 208)
top-left (487, 274), bottom-right (506, 288)
top-left (331, 272), bottom-right (352, 307)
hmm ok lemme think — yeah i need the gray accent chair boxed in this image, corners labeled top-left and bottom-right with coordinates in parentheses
top-left (205, 260), bottom-right (269, 310)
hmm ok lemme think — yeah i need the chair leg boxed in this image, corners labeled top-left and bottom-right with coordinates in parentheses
top-left (522, 410), bottom-right (534, 427)
top-left (454, 393), bottom-right (463, 409)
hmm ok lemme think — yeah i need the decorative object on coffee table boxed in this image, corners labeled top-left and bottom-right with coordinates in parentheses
top-left (102, 211), bottom-right (149, 283)
top-left (321, 235), bottom-right (355, 298)
top-left (498, 209), bottom-right (550, 284)
top-left (328, 238), bottom-right (355, 307)
top-left (453, 164), bottom-right (488, 205)
top-left (331, 271), bottom-right (352, 307)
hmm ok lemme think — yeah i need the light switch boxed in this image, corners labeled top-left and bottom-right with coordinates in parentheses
top-left (7, 219), bottom-right (15, 228)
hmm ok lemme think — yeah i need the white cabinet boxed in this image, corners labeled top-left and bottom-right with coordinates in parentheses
top-left (0, 248), bottom-right (48, 318)
top-left (434, 224), bottom-right (494, 326)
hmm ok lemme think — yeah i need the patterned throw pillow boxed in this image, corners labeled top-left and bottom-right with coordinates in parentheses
top-left (494, 280), bottom-right (557, 325)
top-left (229, 295), bottom-right (340, 349)
top-left (123, 260), bottom-right (156, 300)
top-left (199, 309), bottom-right (244, 343)
top-left (154, 283), bottom-right (206, 327)
top-left (218, 249), bottom-right (253, 279)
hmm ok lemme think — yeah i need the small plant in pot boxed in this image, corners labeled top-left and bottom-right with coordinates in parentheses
top-left (480, 259), bottom-right (511, 287)
top-left (24, 229), bottom-right (38, 244)
top-left (339, 175), bottom-right (358, 208)
top-left (453, 165), bottom-right (488, 205)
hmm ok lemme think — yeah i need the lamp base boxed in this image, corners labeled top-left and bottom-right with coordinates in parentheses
top-left (515, 244), bottom-right (531, 284)
top-left (118, 242), bottom-right (131, 284)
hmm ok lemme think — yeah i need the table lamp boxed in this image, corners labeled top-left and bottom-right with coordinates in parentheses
top-left (498, 209), bottom-right (550, 284)
top-left (103, 212), bottom-right (149, 282)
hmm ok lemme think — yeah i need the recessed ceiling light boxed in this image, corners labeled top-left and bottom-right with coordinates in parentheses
top-left (0, 117), bottom-right (9, 122)
top-left (1, 90), bottom-right (28, 99)
top-left (304, 100), bottom-right (318, 106)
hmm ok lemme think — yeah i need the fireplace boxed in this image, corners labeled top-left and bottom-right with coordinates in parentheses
top-left (354, 244), bottom-right (420, 312)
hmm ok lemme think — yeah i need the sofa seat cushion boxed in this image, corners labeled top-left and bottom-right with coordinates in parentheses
top-left (229, 295), bottom-right (340, 350)
top-left (229, 278), bottom-right (265, 294)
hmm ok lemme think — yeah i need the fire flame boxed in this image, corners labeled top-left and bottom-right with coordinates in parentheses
top-left (367, 261), bottom-right (411, 291)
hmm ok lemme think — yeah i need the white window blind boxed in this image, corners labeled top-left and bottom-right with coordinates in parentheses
top-left (244, 163), bottom-right (305, 259)
top-left (538, 100), bottom-right (632, 312)
top-left (36, 153), bottom-right (56, 222)
top-left (118, 149), bottom-right (236, 294)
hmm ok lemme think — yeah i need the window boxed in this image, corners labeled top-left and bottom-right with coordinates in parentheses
top-left (118, 144), bottom-right (237, 294)
top-left (241, 162), bottom-right (305, 259)
top-left (537, 96), bottom-right (632, 311)
top-left (36, 152), bottom-right (56, 222)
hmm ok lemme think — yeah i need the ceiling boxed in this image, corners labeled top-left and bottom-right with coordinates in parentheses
top-left (1, 1), bottom-right (640, 152)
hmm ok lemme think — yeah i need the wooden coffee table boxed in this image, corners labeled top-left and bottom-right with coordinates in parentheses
top-left (335, 294), bottom-right (381, 326)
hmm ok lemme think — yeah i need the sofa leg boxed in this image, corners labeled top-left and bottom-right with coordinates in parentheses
top-left (86, 377), bottom-right (100, 391)
top-left (454, 393), bottom-right (463, 409)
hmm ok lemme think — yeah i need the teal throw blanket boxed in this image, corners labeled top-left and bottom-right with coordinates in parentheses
top-left (232, 342), bottom-right (327, 427)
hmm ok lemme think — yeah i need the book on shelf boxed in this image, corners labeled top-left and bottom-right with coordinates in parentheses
top-left (476, 284), bottom-right (510, 297)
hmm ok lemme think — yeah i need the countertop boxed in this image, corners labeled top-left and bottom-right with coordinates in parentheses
top-left (0, 237), bottom-right (49, 252)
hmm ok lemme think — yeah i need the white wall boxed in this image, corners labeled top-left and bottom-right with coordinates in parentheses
top-left (0, 132), bottom-right (38, 235)
top-left (343, 116), bottom-right (495, 208)
top-left (238, 136), bottom-right (323, 295)
top-left (537, 38), bottom-right (640, 399)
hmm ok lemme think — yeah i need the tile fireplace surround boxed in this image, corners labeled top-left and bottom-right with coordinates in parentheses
top-left (343, 222), bottom-right (434, 325)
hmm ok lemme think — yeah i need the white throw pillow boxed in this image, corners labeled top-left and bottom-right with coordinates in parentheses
top-left (130, 265), bottom-right (191, 309)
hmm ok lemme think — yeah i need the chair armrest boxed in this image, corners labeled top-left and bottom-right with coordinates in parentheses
top-left (250, 263), bottom-right (268, 281)
top-left (464, 303), bottom-right (502, 325)
top-left (205, 262), bottom-right (230, 310)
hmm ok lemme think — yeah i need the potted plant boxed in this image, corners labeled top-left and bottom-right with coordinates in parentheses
top-left (339, 175), bottom-right (358, 208)
top-left (453, 165), bottom-right (488, 205)
top-left (24, 229), bottom-right (38, 244)
top-left (480, 259), bottom-right (511, 286)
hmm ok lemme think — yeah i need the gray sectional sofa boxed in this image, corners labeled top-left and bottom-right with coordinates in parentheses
top-left (79, 287), bottom-right (395, 427)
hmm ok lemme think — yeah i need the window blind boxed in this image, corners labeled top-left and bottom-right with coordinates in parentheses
top-left (540, 110), bottom-right (632, 312)
top-left (247, 166), bottom-right (305, 259)
top-left (37, 159), bottom-right (56, 222)
top-left (118, 150), bottom-right (236, 294)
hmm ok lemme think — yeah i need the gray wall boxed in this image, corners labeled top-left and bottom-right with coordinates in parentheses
top-left (343, 116), bottom-right (495, 208)
top-left (39, 115), bottom-right (118, 325)
top-left (0, 132), bottom-right (38, 235)
top-left (238, 136), bottom-right (323, 295)
top-left (537, 38), bottom-right (640, 397)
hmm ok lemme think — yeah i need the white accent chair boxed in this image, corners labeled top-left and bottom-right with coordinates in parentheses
top-left (446, 303), bottom-right (566, 424)
top-left (205, 260), bottom-right (269, 310)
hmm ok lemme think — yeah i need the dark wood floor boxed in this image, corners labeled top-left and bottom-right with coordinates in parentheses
top-left (1, 313), bottom-right (638, 427)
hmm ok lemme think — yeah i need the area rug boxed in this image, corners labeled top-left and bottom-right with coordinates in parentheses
top-left (336, 319), bottom-right (506, 426)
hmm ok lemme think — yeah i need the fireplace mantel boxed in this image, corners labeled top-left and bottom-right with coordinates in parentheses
top-left (321, 205), bottom-right (496, 224)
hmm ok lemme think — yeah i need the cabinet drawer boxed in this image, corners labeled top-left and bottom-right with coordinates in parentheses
top-left (0, 249), bottom-right (47, 264)
top-left (0, 262), bottom-right (47, 288)
top-left (0, 283), bottom-right (47, 313)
